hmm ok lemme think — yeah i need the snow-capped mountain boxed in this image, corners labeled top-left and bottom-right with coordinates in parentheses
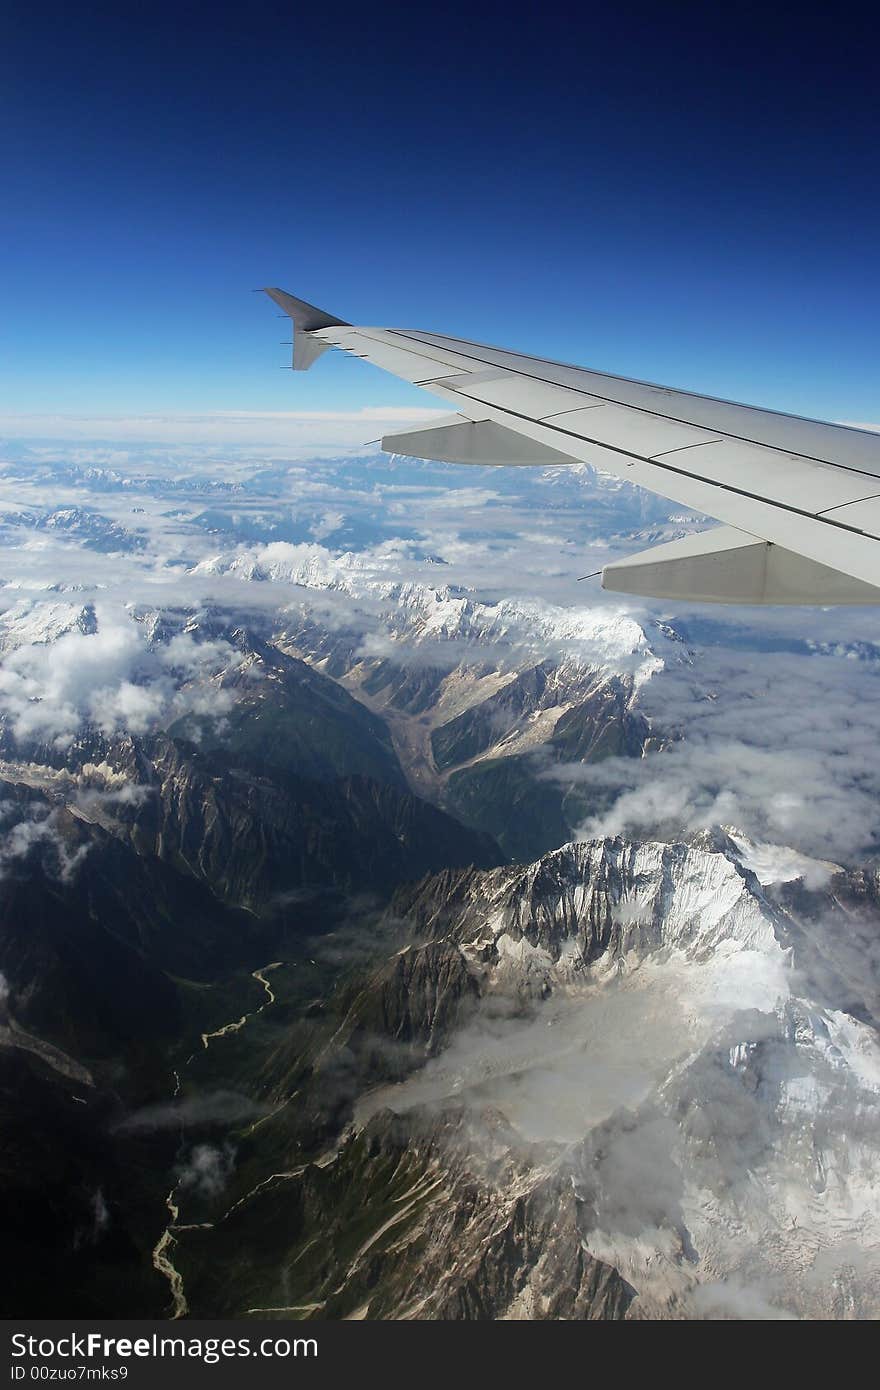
top-left (146, 823), bottom-right (880, 1321)
top-left (0, 506), bottom-right (146, 553)
top-left (277, 577), bottom-right (674, 857)
top-left (0, 546), bottom-right (680, 861)
top-left (310, 832), bottom-right (880, 1319)
top-left (191, 540), bottom-right (685, 858)
top-left (192, 538), bottom-right (669, 684)
top-left (0, 597), bottom-right (98, 652)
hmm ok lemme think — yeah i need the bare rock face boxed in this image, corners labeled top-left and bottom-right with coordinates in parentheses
top-left (115, 737), bottom-right (502, 911)
top-left (279, 595), bottom-right (666, 862)
top-left (177, 1105), bottom-right (636, 1321)
top-left (351, 939), bottom-right (481, 1058)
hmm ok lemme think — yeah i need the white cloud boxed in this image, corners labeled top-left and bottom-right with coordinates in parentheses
top-left (0, 604), bottom-right (243, 747)
top-left (559, 641), bottom-right (880, 862)
top-left (687, 1280), bottom-right (798, 1320)
top-left (0, 804), bottom-right (90, 881)
top-left (175, 1143), bottom-right (236, 1199)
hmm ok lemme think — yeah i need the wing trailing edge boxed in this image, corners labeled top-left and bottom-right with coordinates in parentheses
top-left (260, 287), bottom-right (880, 603)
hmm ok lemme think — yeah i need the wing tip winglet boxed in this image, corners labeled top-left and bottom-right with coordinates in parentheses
top-left (262, 287), bottom-right (349, 371)
top-left (262, 287), bottom-right (349, 331)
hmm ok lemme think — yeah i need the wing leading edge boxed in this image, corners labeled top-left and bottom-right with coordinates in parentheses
top-left (263, 287), bottom-right (880, 605)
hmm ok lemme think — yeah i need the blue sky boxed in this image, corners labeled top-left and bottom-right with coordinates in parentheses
top-left (2, 2), bottom-right (879, 425)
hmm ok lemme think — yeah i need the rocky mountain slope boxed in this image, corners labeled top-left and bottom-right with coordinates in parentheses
top-left (233, 553), bottom-right (679, 859)
top-left (0, 629), bottom-right (502, 1317)
top-left (2, 595), bottom-right (879, 1319)
top-left (166, 830), bottom-right (880, 1320)
top-left (0, 556), bottom-right (679, 863)
top-left (176, 1105), bottom-right (635, 1321)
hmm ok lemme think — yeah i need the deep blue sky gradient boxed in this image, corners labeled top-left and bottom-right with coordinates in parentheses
top-left (2, 2), bottom-right (879, 422)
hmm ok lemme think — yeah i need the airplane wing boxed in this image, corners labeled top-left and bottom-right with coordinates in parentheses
top-left (264, 287), bottom-right (880, 605)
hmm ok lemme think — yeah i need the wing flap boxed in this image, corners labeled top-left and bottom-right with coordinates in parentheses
top-left (644, 438), bottom-right (877, 512)
top-left (382, 414), bottom-right (578, 466)
top-left (602, 526), bottom-right (880, 604)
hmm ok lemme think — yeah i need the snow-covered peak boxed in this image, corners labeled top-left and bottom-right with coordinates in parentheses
top-left (190, 539), bottom-right (669, 686)
top-left (364, 830), bottom-right (880, 1316)
top-left (0, 597), bottom-right (98, 652)
top-left (444, 836), bottom-right (786, 996)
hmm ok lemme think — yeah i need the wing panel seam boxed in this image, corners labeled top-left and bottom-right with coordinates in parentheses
top-left (443, 387), bottom-right (880, 542)
top-left (386, 330), bottom-right (880, 482)
top-left (817, 492), bottom-right (880, 516)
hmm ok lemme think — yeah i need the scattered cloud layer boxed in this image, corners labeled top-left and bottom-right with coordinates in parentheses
top-left (562, 641), bottom-right (880, 860)
top-left (1, 438), bottom-right (879, 867)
